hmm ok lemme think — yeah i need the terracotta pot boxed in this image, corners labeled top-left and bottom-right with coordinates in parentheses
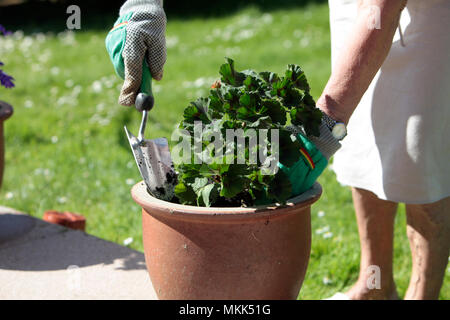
top-left (43, 210), bottom-right (86, 231)
top-left (132, 181), bottom-right (322, 300)
top-left (0, 101), bottom-right (13, 189)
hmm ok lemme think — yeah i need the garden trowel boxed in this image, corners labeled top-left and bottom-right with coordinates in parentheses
top-left (124, 93), bottom-right (177, 201)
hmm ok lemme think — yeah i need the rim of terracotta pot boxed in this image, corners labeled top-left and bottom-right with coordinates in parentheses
top-left (131, 181), bottom-right (322, 222)
top-left (0, 101), bottom-right (14, 122)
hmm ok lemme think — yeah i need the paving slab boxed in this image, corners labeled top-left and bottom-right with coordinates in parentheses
top-left (0, 206), bottom-right (157, 300)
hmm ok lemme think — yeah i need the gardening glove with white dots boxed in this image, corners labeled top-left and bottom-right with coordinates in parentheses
top-left (105, 0), bottom-right (166, 106)
top-left (282, 120), bottom-right (342, 196)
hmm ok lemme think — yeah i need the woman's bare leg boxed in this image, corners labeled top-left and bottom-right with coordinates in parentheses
top-left (345, 187), bottom-right (399, 300)
top-left (404, 197), bottom-right (450, 300)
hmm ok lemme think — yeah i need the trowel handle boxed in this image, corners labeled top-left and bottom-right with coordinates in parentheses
top-left (135, 93), bottom-right (154, 112)
top-left (135, 60), bottom-right (154, 112)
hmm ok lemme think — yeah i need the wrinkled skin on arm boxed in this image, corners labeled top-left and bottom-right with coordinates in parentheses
top-left (317, 0), bottom-right (408, 124)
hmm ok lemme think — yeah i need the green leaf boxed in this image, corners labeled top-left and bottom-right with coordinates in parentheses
top-left (283, 87), bottom-right (305, 108)
top-left (199, 183), bottom-right (219, 207)
top-left (248, 116), bottom-right (272, 129)
top-left (278, 130), bottom-right (302, 167)
top-left (267, 170), bottom-right (292, 204)
top-left (174, 182), bottom-right (197, 205)
top-left (286, 64), bottom-right (310, 92)
top-left (259, 71), bottom-right (279, 84)
top-left (183, 100), bottom-right (211, 124)
top-left (192, 177), bottom-right (208, 192)
top-left (220, 175), bottom-right (245, 198)
top-left (261, 99), bottom-right (287, 125)
top-left (219, 57), bottom-right (245, 86)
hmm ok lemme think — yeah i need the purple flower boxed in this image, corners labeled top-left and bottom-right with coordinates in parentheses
top-left (0, 70), bottom-right (15, 89)
top-left (0, 24), bottom-right (15, 89)
top-left (0, 24), bottom-right (11, 36)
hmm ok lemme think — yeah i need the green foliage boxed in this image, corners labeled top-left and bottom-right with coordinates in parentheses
top-left (175, 58), bottom-right (322, 207)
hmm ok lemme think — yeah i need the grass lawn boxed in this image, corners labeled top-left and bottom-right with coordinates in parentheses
top-left (0, 2), bottom-right (448, 299)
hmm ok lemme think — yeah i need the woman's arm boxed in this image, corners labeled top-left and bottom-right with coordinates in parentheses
top-left (317, 0), bottom-right (407, 124)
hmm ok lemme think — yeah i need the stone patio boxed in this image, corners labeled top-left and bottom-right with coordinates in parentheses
top-left (0, 206), bottom-right (157, 299)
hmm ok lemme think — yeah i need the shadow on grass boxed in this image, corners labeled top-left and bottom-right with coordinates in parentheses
top-left (0, 0), bottom-right (327, 34)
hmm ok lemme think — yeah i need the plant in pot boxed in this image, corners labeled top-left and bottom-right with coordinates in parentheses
top-left (131, 58), bottom-right (327, 300)
top-left (0, 24), bottom-right (15, 188)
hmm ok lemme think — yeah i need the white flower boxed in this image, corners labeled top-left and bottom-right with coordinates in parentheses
top-left (224, 46), bottom-right (241, 56)
top-left (91, 81), bottom-right (102, 93)
top-left (50, 87), bottom-right (59, 96)
top-left (51, 67), bottom-right (60, 76)
top-left (318, 210), bottom-right (325, 218)
top-left (182, 77), bottom-right (216, 89)
top-left (24, 100), bottom-right (33, 109)
top-left (315, 225), bottom-right (330, 235)
top-left (194, 78), bottom-right (206, 87)
top-left (237, 14), bottom-right (252, 27)
top-left (38, 50), bottom-right (51, 63)
top-left (153, 84), bottom-right (162, 93)
top-left (51, 136), bottom-right (58, 143)
top-left (261, 13), bottom-right (273, 24)
top-left (19, 36), bottom-right (34, 52)
top-left (72, 85), bottom-right (82, 97)
top-left (234, 29), bottom-right (255, 42)
top-left (65, 79), bottom-right (74, 88)
top-left (166, 36), bottom-right (179, 48)
top-left (323, 232), bottom-right (333, 239)
top-left (5, 192), bottom-right (14, 200)
top-left (31, 64), bottom-right (43, 72)
top-left (322, 276), bottom-right (333, 285)
top-left (35, 33), bottom-right (47, 43)
top-left (58, 30), bottom-right (77, 46)
top-left (300, 38), bottom-right (310, 48)
top-left (96, 103), bottom-right (105, 112)
top-left (57, 196), bottom-right (67, 204)
top-left (126, 178), bottom-right (135, 186)
top-left (98, 118), bottom-right (110, 126)
top-left (293, 30), bottom-right (303, 38)
top-left (283, 40), bottom-right (292, 49)
top-left (221, 30), bottom-right (232, 41)
top-left (123, 237), bottom-right (133, 246)
top-left (194, 47), bottom-right (211, 56)
top-left (13, 30), bottom-right (24, 40)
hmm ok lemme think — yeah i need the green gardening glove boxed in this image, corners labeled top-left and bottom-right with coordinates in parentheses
top-left (280, 120), bottom-right (342, 196)
top-left (279, 134), bottom-right (328, 196)
top-left (105, 0), bottom-right (166, 106)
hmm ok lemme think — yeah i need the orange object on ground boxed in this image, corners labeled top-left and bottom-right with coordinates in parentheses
top-left (43, 211), bottom-right (86, 231)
